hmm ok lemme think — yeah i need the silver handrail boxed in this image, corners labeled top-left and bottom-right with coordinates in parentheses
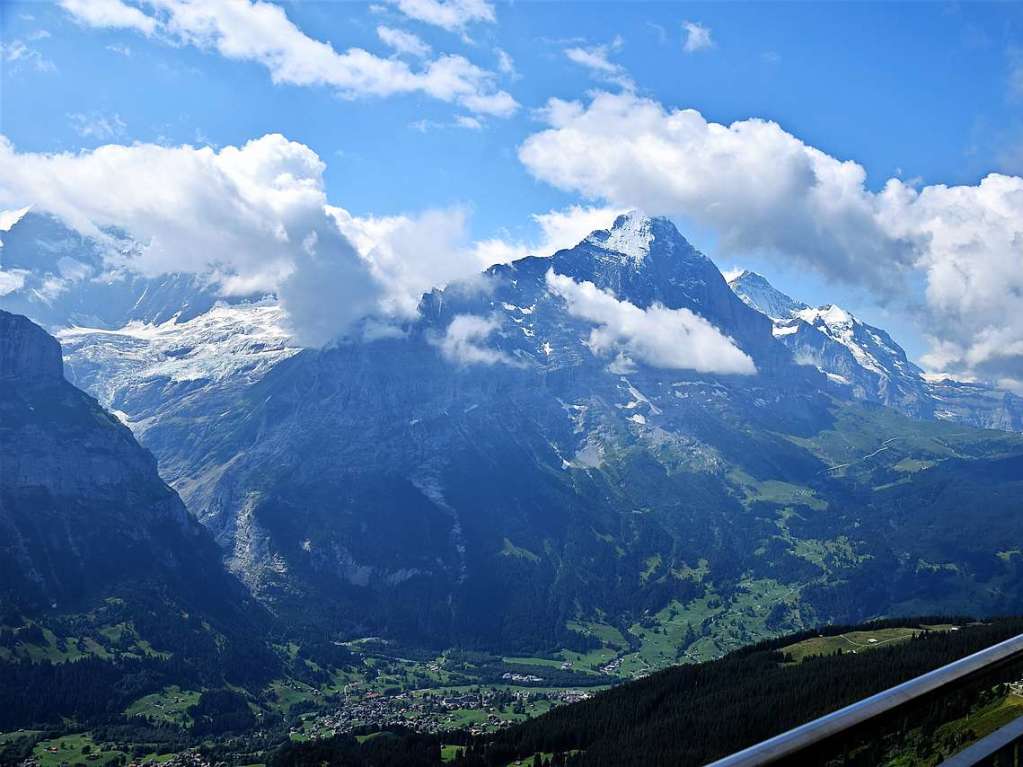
top-left (937, 715), bottom-right (1023, 766)
top-left (705, 632), bottom-right (1023, 767)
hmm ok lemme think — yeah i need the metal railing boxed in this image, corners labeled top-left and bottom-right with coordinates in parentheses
top-left (705, 632), bottom-right (1023, 767)
top-left (938, 715), bottom-right (1023, 766)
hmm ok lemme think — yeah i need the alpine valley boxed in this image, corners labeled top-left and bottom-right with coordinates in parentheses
top-left (3, 210), bottom-right (1023, 764)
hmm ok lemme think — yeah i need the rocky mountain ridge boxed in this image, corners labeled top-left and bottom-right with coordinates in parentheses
top-left (0, 310), bottom-right (261, 647)
top-left (727, 269), bottom-right (1023, 428)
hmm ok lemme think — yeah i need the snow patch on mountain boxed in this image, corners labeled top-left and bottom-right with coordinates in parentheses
top-left (585, 212), bottom-right (655, 262)
top-left (60, 301), bottom-right (297, 387)
top-left (726, 270), bottom-right (1023, 428)
top-left (795, 305), bottom-right (888, 376)
top-left (0, 206), bottom-right (31, 237)
top-left (58, 301), bottom-right (299, 438)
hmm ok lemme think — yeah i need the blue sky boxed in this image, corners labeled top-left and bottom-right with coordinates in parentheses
top-left (3, 1), bottom-right (1023, 375)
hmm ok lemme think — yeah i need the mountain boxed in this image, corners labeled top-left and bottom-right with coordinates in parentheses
top-left (925, 376), bottom-right (1023, 432)
top-left (8, 213), bottom-right (1023, 663)
top-left (48, 213), bottom-right (1021, 657)
top-left (728, 269), bottom-right (1023, 428)
top-left (725, 269), bottom-right (807, 320)
top-left (57, 300), bottom-right (300, 487)
top-left (0, 310), bottom-right (274, 727)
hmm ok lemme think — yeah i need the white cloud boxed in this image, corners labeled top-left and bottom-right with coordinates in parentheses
top-left (545, 270), bottom-right (756, 375)
top-left (0, 134), bottom-right (325, 287)
top-left (0, 134), bottom-right (543, 347)
top-left (386, 0), bottom-right (495, 32)
top-left (105, 43), bottom-right (132, 56)
top-left (328, 205), bottom-right (497, 321)
top-left (68, 111), bottom-right (128, 140)
top-left (0, 134), bottom-right (497, 347)
top-left (60, 0), bottom-right (517, 117)
top-left (879, 174), bottom-right (1023, 388)
top-left (564, 36), bottom-right (633, 90)
top-left (520, 91), bottom-right (911, 291)
top-left (432, 313), bottom-right (513, 365)
top-left (409, 115), bottom-right (484, 131)
top-left (532, 205), bottom-right (625, 255)
top-left (377, 25), bottom-right (432, 58)
top-left (519, 89), bottom-right (1023, 388)
top-left (60, 0), bottom-right (157, 34)
top-left (682, 21), bottom-right (713, 53)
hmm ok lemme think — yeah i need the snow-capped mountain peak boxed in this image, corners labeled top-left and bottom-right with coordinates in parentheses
top-left (796, 304), bottom-right (853, 328)
top-left (727, 271), bottom-right (934, 415)
top-left (727, 270), bottom-right (807, 320)
top-left (584, 211), bottom-right (657, 262)
top-left (0, 205), bottom-right (32, 236)
top-left (795, 304), bottom-right (888, 376)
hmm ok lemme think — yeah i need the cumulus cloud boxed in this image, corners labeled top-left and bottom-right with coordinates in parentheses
top-left (682, 21), bottom-right (713, 53)
top-left (520, 91), bottom-right (910, 292)
top-left (0, 133), bottom-right (373, 345)
top-left (60, 0), bottom-right (517, 117)
top-left (519, 89), bottom-right (1023, 388)
top-left (329, 205), bottom-right (499, 321)
top-left (0, 134), bottom-right (506, 347)
top-left (432, 313), bottom-right (513, 365)
top-left (386, 0), bottom-right (495, 32)
top-left (60, 0), bottom-right (157, 34)
top-left (377, 25), bottom-right (432, 58)
top-left (545, 270), bottom-right (756, 375)
top-left (0, 134), bottom-right (324, 286)
top-left (879, 174), bottom-right (1023, 388)
top-left (565, 36), bottom-right (633, 90)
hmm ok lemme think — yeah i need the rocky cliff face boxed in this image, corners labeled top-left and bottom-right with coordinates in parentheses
top-left (0, 309), bottom-right (63, 381)
top-left (0, 310), bottom-right (250, 625)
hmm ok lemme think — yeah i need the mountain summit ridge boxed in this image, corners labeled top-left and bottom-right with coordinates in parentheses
top-left (725, 269), bottom-right (1023, 427)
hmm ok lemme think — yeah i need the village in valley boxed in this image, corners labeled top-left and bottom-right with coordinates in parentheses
top-left (290, 686), bottom-right (595, 740)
